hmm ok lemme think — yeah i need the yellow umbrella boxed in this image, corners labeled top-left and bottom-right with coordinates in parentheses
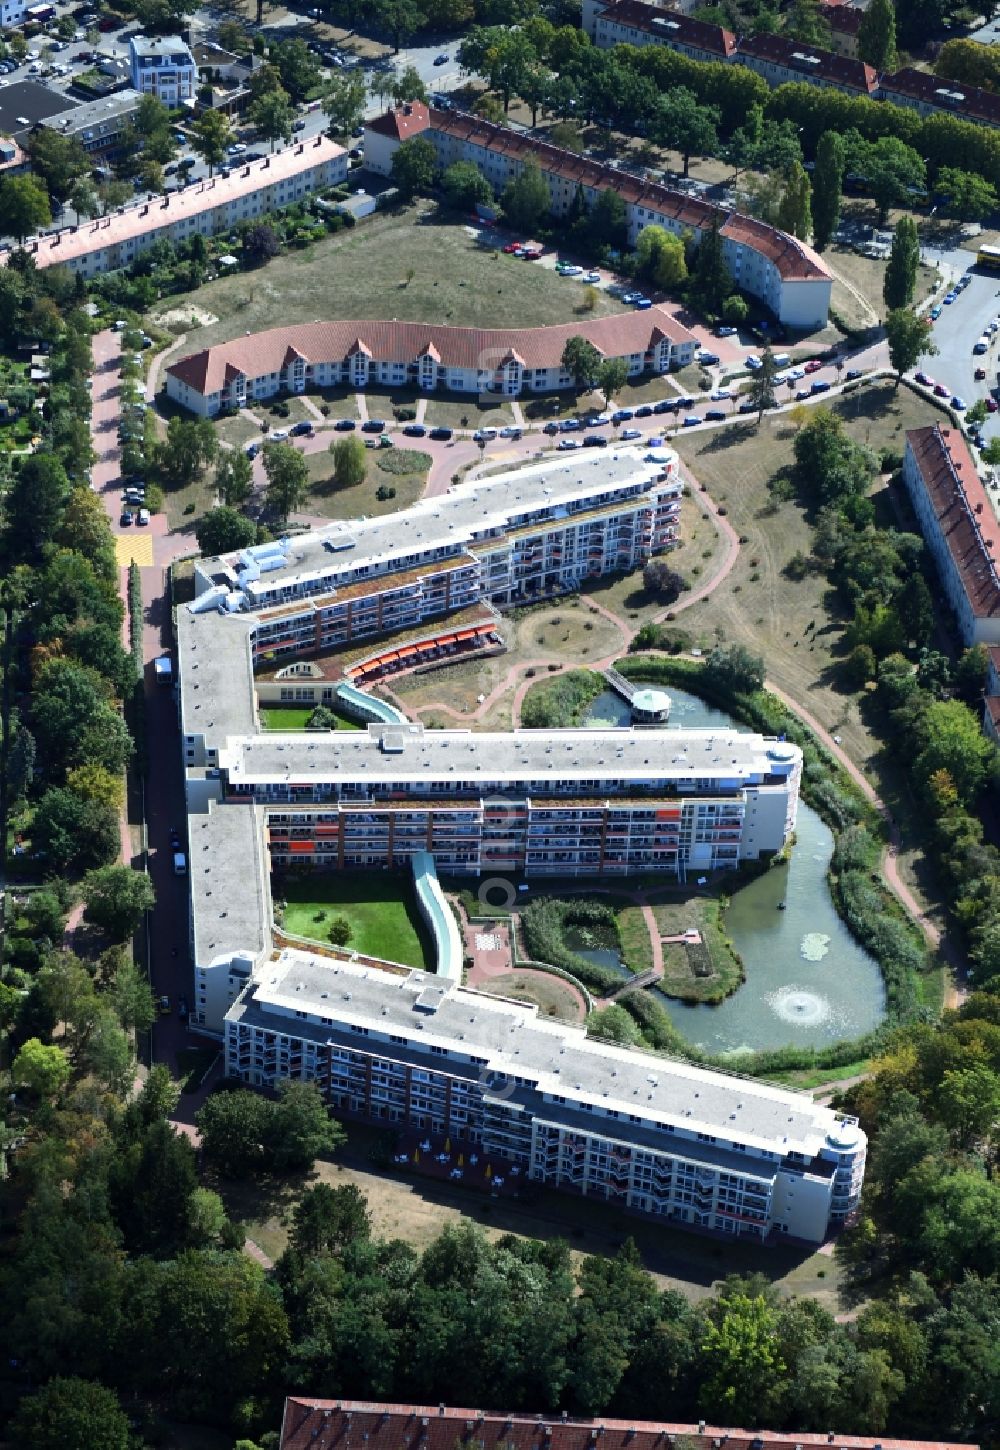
top-left (414, 1147), bottom-right (420, 1163)
top-left (458, 1153), bottom-right (464, 1167)
top-left (445, 1137), bottom-right (451, 1153)
top-left (485, 1163), bottom-right (492, 1179)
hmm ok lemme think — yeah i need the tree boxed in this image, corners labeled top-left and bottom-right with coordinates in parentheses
top-left (896, 571), bottom-right (934, 648)
top-left (3, 452), bottom-right (69, 557)
top-left (391, 137), bottom-right (438, 199)
top-left (12, 1037), bottom-right (71, 1097)
top-left (10, 1378), bottom-right (131, 1450)
top-left (195, 505), bottom-right (258, 555)
top-left (886, 308), bottom-right (936, 388)
top-left (846, 642), bottom-right (878, 688)
top-left (82, 866), bottom-right (156, 941)
top-left (197, 1089), bottom-right (273, 1177)
top-left (249, 85), bottom-right (293, 152)
top-left (846, 132), bottom-right (925, 226)
top-left (392, 64), bottom-right (429, 105)
top-left (634, 225), bottom-right (687, 289)
top-left (241, 222), bottom-right (281, 265)
top-left (263, 441), bottom-right (309, 522)
top-left (329, 915), bottom-right (352, 945)
top-left (68, 178), bottom-right (98, 226)
top-left (0, 174), bottom-right (51, 244)
top-left (703, 643), bottom-right (765, 694)
top-left (983, 438), bottom-right (1000, 468)
top-left (749, 345), bottom-right (778, 422)
top-left (331, 434), bottom-right (367, 489)
top-left (936, 167), bottom-right (998, 222)
top-left (653, 88), bottom-right (719, 178)
top-left (691, 216), bottom-right (731, 314)
top-left (157, 414), bottom-right (218, 487)
top-left (109, 958), bottom-right (157, 1033)
top-left (501, 160), bottom-right (551, 233)
top-left (793, 408), bottom-right (876, 504)
top-left (916, 698), bottom-right (995, 804)
top-left (597, 357), bottom-right (629, 410)
top-left (458, 26), bottom-right (537, 111)
top-left (776, 161), bottom-right (812, 241)
top-left (215, 447), bottom-right (254, 508)
top-left (26, 130), bottom-right (87, 204)
top-left (561, 336), bottom-right (602, 391)
top-left (66, 763), bottom-right (125, 812)
top-left (33, 788), bottom-right (120, 871)
top-left (218, 19), bottom-right (251, 53)
top-left (322, 69), bottom-right (367, 137)
top-left (7, 724), bottom-right (35, 801)
top-left (271, 38), bottom-right (321, 102)
top-left (441, 161), bottom-right (493, 212)
top-left (190, 110), bottom-right (233, 176)
top-left (700, 1293), bottom-right (787, 1426)
top-left (642, 560), bottom-right (687, 601)
top-left (289, 1182), bottom-right (371, 1257)
top-left (812, 131), bottom-right (845, 252)
top-left (375, 0), bottom-right (423, 52)
top-left (858, 0), bottom-right (897, 71)
top-left (271, 1078), bottom-right (346, 1172)
top-left (937, 1064), bottom-right (1000, 1147)
top-left (884, 216), bottom-right (920, 312)
top-left (589, 187), bottom-right (628, 250)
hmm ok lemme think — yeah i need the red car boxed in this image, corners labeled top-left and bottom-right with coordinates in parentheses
top-left (988, 398), bottom-right (999, 413)
top-left (933, 383), bottom-right (950, 397)
top-left (803, 359), bottom-right (823, 374)
top-left (975, 367), bottom-right (987, 381)
top-left (520, 249), bottom-right (542, 260)
top-left (502, 242), bottom-right (523, 254)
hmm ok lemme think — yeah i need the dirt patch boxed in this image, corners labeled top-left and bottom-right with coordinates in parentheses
top-left (151, 304), bottom-right (219, 329)
top-left (477, 968), bottom-right (587, 1021)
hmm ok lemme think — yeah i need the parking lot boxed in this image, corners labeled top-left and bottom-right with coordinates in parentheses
top-left (915, 263), bottom-right (1000, 446)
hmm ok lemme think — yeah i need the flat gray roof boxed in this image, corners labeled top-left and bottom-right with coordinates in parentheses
top-left (39, 89), bottom-right (141, 134)
top-left (0, 81), bottom-right (75, 137)
top-left (189, 799), bottom-right (269, 966)
top-left (220, 722), bottom-right (797, 787)
top-left (177, 605), bottom-right (256, 744)
top-left (130, 33), bottom-right (194, 56)
top-left (203, 449), bottom-right (669, 602)
top-left (231, 951), bottom-right (861, 1160)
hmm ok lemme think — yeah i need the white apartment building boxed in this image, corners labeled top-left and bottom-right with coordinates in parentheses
top-left (364, 105), bottom-right (833, 328)
top-left (903, 426), bottom-right (1000, 647)
top-left (0, 0), bottom-right (25, 26)
top-left (128, 34), bottom-right (196, 105)
top-left (0, 137), bottom-right (346, 279)
top-left (225, 951), bottom-right (864, 1243)
top-left (166, 309), bottom-right (698, 414)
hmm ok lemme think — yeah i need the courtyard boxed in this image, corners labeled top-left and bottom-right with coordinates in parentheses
top-left (277, 870), bottom-right (434, 970)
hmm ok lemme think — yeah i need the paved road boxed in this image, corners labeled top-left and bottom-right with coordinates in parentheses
top-left (91, 327), bottom-right (201, 1072)
top-left (916, 265), bottom-right (1000, 445)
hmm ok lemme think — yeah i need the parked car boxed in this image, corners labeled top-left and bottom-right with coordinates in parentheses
top-left (289, 420), bottom-right (313, 436)
top-left (334, 418), bottom-right (356, 431)
top-left (499, 425), bottom-right (522, 438)
top-left (988, 398), bottom-right (999, 412)
top-left (428, 426), bottom-right (453, 441)
top-left (502, 241), bottom-right (524, 253)
top-left (844, 369), bottom-right (862, 381)
top-left (745, 354), bottom-right (761, 370)
top-left (158, 994), bottom-right (171, 1014)
top-left (810, 379), bottom-right (831, 394)
top-left (559, 418), bottom-right (581, 431)
top-left (682, 415), bottom-right (700, 426)
top-left (634, 405), bottom-right (653, 418)
top-left (120, 509), bottom-right (134, 526)
top-left (943, 291), bottom-right (957, 304)
top-left (652, 399), bottom-right (675, 415)
top-left (612, 408), bottom-right (633, 422)
top-left (520, 249), bottom-right (542, 261)
top-left (933, 382), bottom-right (950, 397)
top-left (705, 408), bottom-right (726, 421)
top-left (715, 325), bottom-right (738, 337)
top-left (738, 400), bottom-right (756, 414)
top-left (434, 52), bottom-right (449, 63)
top-left (803, 359), bottom-right (823, 374)
top-left (473, 427), bottom-right (498, 441)
top-left (975, 367), bottom-right (988, 381)
top-left (269, 428), bottom-right (289, 441)
top-left (402, 423), bottom-right (427, 437)
top-left (543, 421), bottom-right (560, 435)
top-left (292, 119), bottom-right (306, 132)
top-left (698, 351), bottom-right (720, 366)
top-left (621, 291), bottom-right (642, 305)
top-left (583, 434), bottom-right (608, 446)
top-left (362, 418), bottom-right (386, 432)
top-left (558, 437), bottom-right (581, 449)
top-left (952, 395), bottom-right (967, 410)
top-left (137, 507), bottom-right (150, 525)
top-left (633, 297), bottom-right (652, 309)
top-left (582, 271), bottom-right (601, 283)
top-left (620, 427), bottom-right (642, 440)
top-left (710, 388), bottom-right (732, 401)
top-left (557, 263), bottom-right (583, 276)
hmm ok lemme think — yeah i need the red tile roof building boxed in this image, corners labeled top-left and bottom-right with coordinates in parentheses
top-left (582, 0), bottom-right (736, 61)
top-left (877, 66), bottom-right (1000, 129)
top-left (364, 107), bottom-right (832, 328)
top-left (903, 425), bottom-right (1000, 647)
top-left (166, 308), bottom-right (699, 414)
top-left (278, 1401), bottom-right (979, 1450)
top-left (818, 1), bottom-right (863, 57)
top-left (0, 136), bottom-right (347, 279)
top-left (733, 31), bottom-right (877, 94)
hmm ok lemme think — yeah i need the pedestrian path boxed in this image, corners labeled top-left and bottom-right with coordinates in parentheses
top-left (115, 534), bottom-right (154, 567)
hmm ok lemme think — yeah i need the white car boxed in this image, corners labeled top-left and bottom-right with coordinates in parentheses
top-left (558, 438), bottom-right (581, 449)
top-left (559, 264), bottom-right (583, 276)
top-left (582, 271), bottom-right (602, 283)
top-left (137, 508), bottom-right (150, 526)
top-left (745, 355), bottom-right (762, 370)
top-left (269, 428), bottom-right (289, 441)
top-left (620, 427), bottom-right (642, 440)
top-left (710, 387), bottom-right (732, 400)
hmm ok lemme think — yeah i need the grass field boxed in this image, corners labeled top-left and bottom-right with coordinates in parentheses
top-left (278, 871), bottom-right (433, 969)
top-left (219, 1122), bottom-right (847, 1309)
top-left (302, 443), bottom-right (428, 522)
top-left (259, 705), bottom-right (360, 731)
top-left (825, 246), bottom-right (937, 330)
top-left (477, 969), bottom-right (585, 1021)
top-left (159, 206), bottom-right (625, 357)
top-left (652, 893), bottom-right (744, 1003)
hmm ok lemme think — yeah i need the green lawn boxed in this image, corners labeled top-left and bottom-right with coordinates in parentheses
top-left (278, 871), bottom-right (434, 969)
top-left (153, 205), bottom-right (626, 356)
top-left (259, 705), bottom-right (361, 731)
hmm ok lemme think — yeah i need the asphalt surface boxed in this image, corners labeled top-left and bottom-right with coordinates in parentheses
top-left (916, 263), bottom-right (1000, 444)
top-left (91, 327), bottom-right (199, 1071)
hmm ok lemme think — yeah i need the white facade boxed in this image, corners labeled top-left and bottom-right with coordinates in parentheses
top-left (225, 951), bottom-right (866, 1243)
top-left (0, 0), bottom-right (25, 25)
top-left (0, 138), bottom-right (347, 279)
top-left (128, 34), bottom-right (195, 104)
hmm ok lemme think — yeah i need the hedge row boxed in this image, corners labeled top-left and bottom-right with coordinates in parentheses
top-left (520, 897), bottom-right (624, 994)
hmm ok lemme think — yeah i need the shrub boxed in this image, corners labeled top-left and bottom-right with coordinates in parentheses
top-left (521, 897), bottom-right (623, 993)
top-left (521, 669), bottom-right (604, 728)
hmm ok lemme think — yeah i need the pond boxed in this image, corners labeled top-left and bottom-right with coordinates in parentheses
top-left (581, 684), bottom-right (887, 1053)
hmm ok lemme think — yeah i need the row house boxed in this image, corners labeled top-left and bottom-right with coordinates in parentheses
top-left (582, 0), bottom-right (737, 63)
top-left (733, 31), bottom-right (877, 96)
top-left (0, 137), bottom-right (347, 279)
top-left (365, 104), bottom-right (833, 328)
top-left (165, 310), bottom-right (697, 415)
top-left (877, 66), bottom-right (1000, 130)
top-left (224, 949), bottom-right (864, 1243)
top-left (902, 426), bottom-right (1000, 647)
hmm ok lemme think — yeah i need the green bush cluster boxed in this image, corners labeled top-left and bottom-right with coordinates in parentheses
top-left (520, 897), bottom-right (623, 993)
top-left (520, 669), bottom-right (605, 729)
